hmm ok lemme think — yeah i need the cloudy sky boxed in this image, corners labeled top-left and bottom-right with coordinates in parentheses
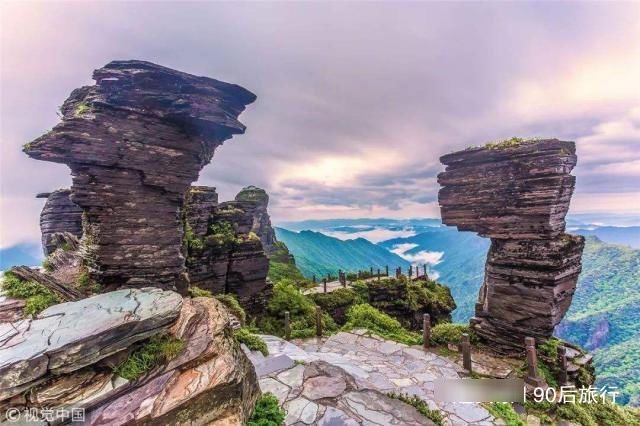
top-left (1, 1), bottom-right (639, 249)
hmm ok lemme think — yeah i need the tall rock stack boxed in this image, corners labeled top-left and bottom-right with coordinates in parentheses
top-left (24, 60), bottom-right (256, 291)
top-left (437, 139), bottom-right (585, 353)
top-left (235, 186), bottom-right (278, 255)
top-left (184, 186), bottom-right (272, 314)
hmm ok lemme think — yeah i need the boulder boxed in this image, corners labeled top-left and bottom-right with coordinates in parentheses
top-left (24, 60), bottom-right (256, 290)
top-left (83, 297), bottom-right (259, 425)
top-left (0, 296), bottom-right (24, 323)
top-left (0, 288), bottom-right (182, 400)
top-left (0, 295), bottom-right (259, 425)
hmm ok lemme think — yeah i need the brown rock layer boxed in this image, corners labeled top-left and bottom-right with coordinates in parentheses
top-left (438, 139), bottom-right (584, 352)
top-left (0, 295), bottom-right (259, 425)
top-left (184, 186), bottom-right (272, 315)
top-left (37, 190), bottom-right (83, 256)
top-left (24, 60), bottom-right (256, 290)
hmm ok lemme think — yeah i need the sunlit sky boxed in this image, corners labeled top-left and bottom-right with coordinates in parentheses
top-left (1, 1), bottom-right (639, 249)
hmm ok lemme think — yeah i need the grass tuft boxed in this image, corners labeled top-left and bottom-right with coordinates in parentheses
top-left (1, 272), bottom-right (60, 315)
top-left (234, 328), bottom-right (268, 356)
top-left (387, 392), bottom-right (443, 425)
top-left (114, 335), bottom-right (185, 381)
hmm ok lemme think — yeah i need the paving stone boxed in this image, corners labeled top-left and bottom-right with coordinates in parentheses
top-left (259, 377), bottom-right (290, 403)
top-left (277, 364), bottom-right (305, 388)
top-left (317, 407), bottom-right (359, 426)
top-left (255, 354), bottom-right (295, 377)
top-left (285, 397), bottom-right (319, 425)
top-left (302, 375), bottom-right (347, 400)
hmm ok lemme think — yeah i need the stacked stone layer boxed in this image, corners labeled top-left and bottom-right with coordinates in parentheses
top-left (235, 186), bottom-right (278, 254)
top-left (438, 139), bottom-right (584, 352)
top-left (24, 60), bottom-right (256, 290)
top-left (0, 289), bottom-right (259, 425)
top-left (37, 190), bottom-right (83, 256)
top-left (184, 186), bottom-right (272, 314)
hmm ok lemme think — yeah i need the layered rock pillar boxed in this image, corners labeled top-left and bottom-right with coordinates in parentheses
top-left (437, 139), bottom-right (585, 353)
top-left (24, 60), bottom-right (256, 290)
top-left (184, 186), bottom-right (272, 314)
top-left (36, 189), bottom-right (83, 256)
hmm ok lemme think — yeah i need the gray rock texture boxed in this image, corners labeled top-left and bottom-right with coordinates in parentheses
top-left (37, 189), bottom-right (83, 256)
top-left (0, 294), bottom-right (259, 425)
top-left (0, 288), bottom-right (182, 400)
top-left (438, 139), bottom-right (585, 352)
top-left (245, 331), bottom-right (499, 425)
top-left (24, 60), bottom-right (256, 291)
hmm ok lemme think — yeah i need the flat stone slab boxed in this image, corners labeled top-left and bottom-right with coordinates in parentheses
top-left (0, 288), bottom-right (182, 400)
top-left (250, 332), bottom-right (498, 425)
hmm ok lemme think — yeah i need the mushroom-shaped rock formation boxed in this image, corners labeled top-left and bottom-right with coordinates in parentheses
top-left (437, 139), bottom-right (585, 353)
top-left (24, 60), bottom-right (256, 291)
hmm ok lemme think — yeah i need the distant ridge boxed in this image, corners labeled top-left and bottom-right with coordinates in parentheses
top-left (274, 227), bottom-right (410, 278)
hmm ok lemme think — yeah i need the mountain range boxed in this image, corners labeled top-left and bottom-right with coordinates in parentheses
top-left (275, 217), bottom-right (640, 406)
top-left (274, 227), bottom-right (409, 278)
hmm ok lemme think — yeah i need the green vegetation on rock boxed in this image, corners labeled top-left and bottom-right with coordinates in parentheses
top-left (216, 293), bottom-right (246, 325)
top-left (260, 280), bottom-right (337, 338)
top-left (430, 323), bottom-right (478, 345)
top-left (76, 270), bottom-right (99, 293)
top-left (309, 288), bottom-right (363, 325)
top-left (485, 136), bottom-right (526, 150)
top-left (73, 102), bottom-right (90, 116)
top-left (205, 221), bottom-right (239, 249)
top-left (114, 334), bottom-right (185, 380)
top-left (343, 303), bottom-right (421, 345)
top-left (189, 286), bottom-right (213, 298)
top-left (234, 328), bottom-right (268, 356)
top-left (247, 392), bottom-right (286, 426)
top-left (1, 272), bottom-right (61, 316)
top-left (188, 287), bottom-right (247, 325)
top-left (387, 392), bottom-right (443, 425)
top-left (483, 403), bottom-right (525, 426)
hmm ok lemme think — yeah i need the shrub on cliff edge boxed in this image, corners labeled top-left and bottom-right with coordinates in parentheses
top-left (343, 303), bottom-right (421, 345)
top-left (248, 392), bottom-right (286, 426)
top-left (1, 272), bottom-right (61, 315)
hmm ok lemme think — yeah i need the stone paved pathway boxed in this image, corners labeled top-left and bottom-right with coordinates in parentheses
top-left (245, 330), bottom-right (500, 425)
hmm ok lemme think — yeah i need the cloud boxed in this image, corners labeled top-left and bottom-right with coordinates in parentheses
top-left (325, 227), bottom-right (417, 244)
top-left (1, 2), bottom-right (639, 248)
top-left (390, 244), bottom-right (444, 266)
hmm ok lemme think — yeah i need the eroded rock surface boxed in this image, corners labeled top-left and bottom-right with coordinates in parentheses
top-left (438, 139), bottom-right (585, 352)
top-left (0, 288), bottom-right (182, 400)
top-left (0, 293), bottom-right (259, 425)
top-left (37, 189), bottom-right (83, 256)
top-left (184, 186), bottom-right (272, 314)
top-left (24, 60), bottom-right (256, 290)
top-left (84, 297), bottom-right (259, 425)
